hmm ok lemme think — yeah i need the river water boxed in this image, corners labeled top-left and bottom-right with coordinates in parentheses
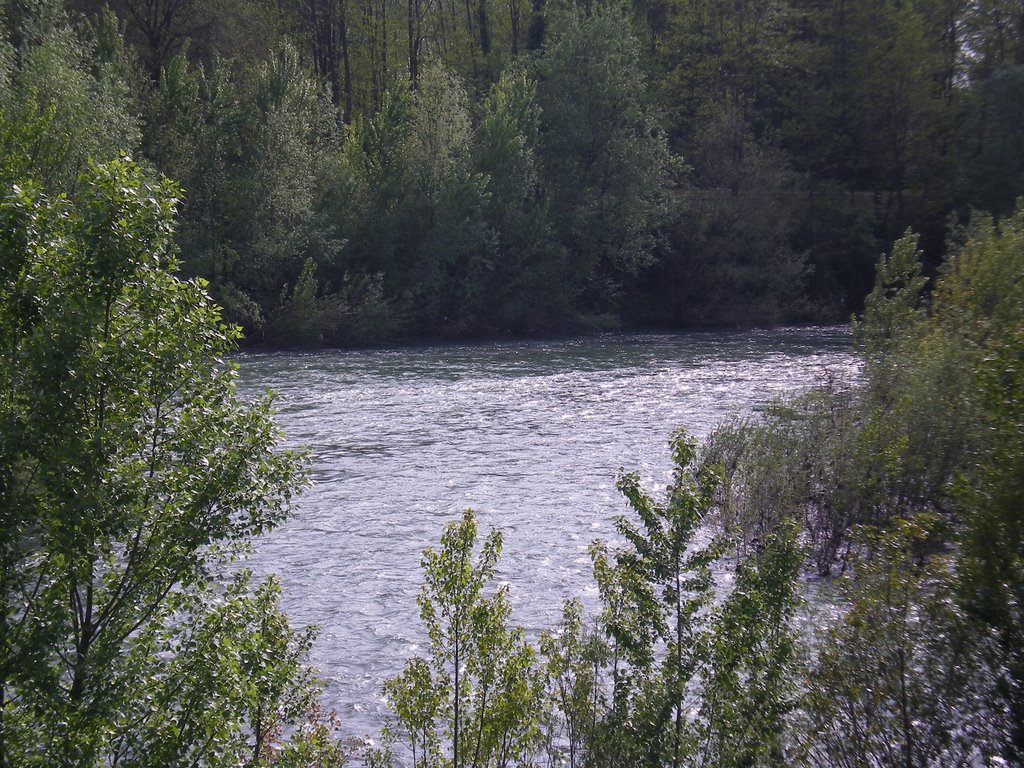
top-left (235, 327), bottom-right (859, 740)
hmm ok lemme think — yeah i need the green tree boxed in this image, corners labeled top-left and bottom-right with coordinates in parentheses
top-left (112, 572), bottom-right (338, 768)
top-left (0, 158), bottom-right (323, 766)
top-left (546, 430), bottom-right (805, 768)
top-left (268, 256), bottom-right (348, 346)
top-left (401, 62), bottom-right (489, 335)
top-left (334, 64), bottom-right (492, 338)
top-left (650, 112), bottom-right (810, 327)
top-left (960, 66), bottom-right (1024, 218)
top-left (776, 0), bottom-right (961, 298)
top-left (853, 231), bottom-right (929, 362)
top-left (536, 0), bottom-right (676, 321)
top-left (653, 0), bottom-right (787, 144)
top-left (587, 430), bottom-right (723, 768)
top-left (803, 516), bottom-right (1001, 767)
top-left (705, 208), bottom-right (1024, 762)
top-left (149, 43), bottom-right (345, 341)
top-left (707, 225), bottom-right (989, 576)
top-left (959, 1), bottom-right (1024, 218)
top-left (942, 206), bottom-right (1024, 761)
top-left (474, 65), bottom-right (562, 332)
top-left (956, 325), bottom-right (1024, 762)
top-left (707, 383), bottom-right (902, 576)
top-left (696, 520), bottom-right (803, 767)
top-left (372, 510), bottom-right (544, 768)
top-left (0, 3), bottom-right (140, 194)
top-left (539, 599), bottom-right (606, 768)
top-left (331, 83), bottom-right (415, 321)
top-left (230, 43), bottom-right (344, 339)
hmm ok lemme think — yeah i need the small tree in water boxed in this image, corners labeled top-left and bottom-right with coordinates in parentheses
top-left (586, 430), bottom-right (725, 768)
top-left (371, 509), bottom-right (544, 768)
top-left (549, 429), bottom-right (804, 768)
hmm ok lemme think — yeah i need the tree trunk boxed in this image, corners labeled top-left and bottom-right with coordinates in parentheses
top-left (464, 0), bottom-right (478, 76)
top-left (527, 0), bottom-right (544, 51)
top-left (365, 0), bottom-right (380, 109)
top-left (381, 0), bottom-right (389, 98)
top-left (1, 560), bottom-right (7, 768)
top-left (305, 0), bottom-right (341, 103)
top-left (508, 0), bottom-right (519, 55)
top-left (408, 0), bottom-right (419, 86)
top-left (478, 0), bottom-right (491, 56)
top-left (340, 0), bottom-right (354, 122)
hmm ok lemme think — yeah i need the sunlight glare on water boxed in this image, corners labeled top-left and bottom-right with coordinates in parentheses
top-left (235, 327), bottom-right (859, 739)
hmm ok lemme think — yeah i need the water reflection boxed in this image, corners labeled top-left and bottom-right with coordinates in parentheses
top-left (235, 327), bottom-right (859, 738)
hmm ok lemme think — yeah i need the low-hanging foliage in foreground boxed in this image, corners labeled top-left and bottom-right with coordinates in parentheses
top-left (703, 204), bottom-right (1024, 765)
top-left (373, 435), bottom-right (804, 768)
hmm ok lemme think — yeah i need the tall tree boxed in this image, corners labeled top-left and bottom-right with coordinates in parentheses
top-left (302, 0), bottom-right (354, 120)
top-left (372, 510), bottom-right (544, 768)
top-left (473, 65), bottom-right (563, 332)
top-left (0, 157), bottom-right (317, 766)
top-left (117, 0), bottom-right (192, 79)
top-left (536, 0), bottom-right (676, 320)
top-left (0, 4), bottom-right (140, 194)
top-left (588, 431), bottom-right (724, 768)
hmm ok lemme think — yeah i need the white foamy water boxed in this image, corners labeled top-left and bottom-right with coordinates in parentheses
top-left (235, 327), bottom-right (860, 739)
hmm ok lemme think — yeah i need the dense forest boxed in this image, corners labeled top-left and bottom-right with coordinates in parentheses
top-left (2, 0), bottom-right (1023, 343)
top-left (2, 0), bottom-right (1024, 766)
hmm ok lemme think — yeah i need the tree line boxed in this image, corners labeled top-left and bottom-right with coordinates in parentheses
top-left (3, 0), bottom-right (1023, 344)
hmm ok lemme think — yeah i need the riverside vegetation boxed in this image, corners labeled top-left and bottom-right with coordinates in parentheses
top-left (366, 212), bottom-right (1024, 767)
top-left (2, 0), bottom-right (1024, 766)
top-left (3, 0), bottom-right (1024, 343)
top-left (3, 156), bottom-right (1022, 767)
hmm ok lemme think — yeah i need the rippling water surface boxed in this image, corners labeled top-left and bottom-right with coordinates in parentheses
top-left (235, 327), bottom-right (859, 738)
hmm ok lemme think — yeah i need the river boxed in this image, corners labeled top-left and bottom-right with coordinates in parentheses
top-left (235, 326), bottom-right (859, 740)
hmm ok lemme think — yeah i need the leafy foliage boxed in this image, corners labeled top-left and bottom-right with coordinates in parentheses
top-left (0, 4), bottom-right (140, 193)
top-left (943, 207), bottom-right (1024, 758)
top-left (536, 0), bottom-right (676, 319)
top-left (697, 520), bottom-right (803, 767)
top-left (371, 510), bottom-right (544, 768)
top-left (539, 431), bottom-right (803, 768)
top-left (2, 0), bottom-right (1022, 341)
top-left (538, 599), bottom-right (606, 768)
top-left (586, 431), bottom-right (723, 768)
top-left (707, 201), bottom-right (1024, 764)
top-left (802, 516), bottom-right (1003, 768)
top-left (0, 157), bottom-right (341, 767)
top-left (6, 0), bottom-right (1024, 763)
